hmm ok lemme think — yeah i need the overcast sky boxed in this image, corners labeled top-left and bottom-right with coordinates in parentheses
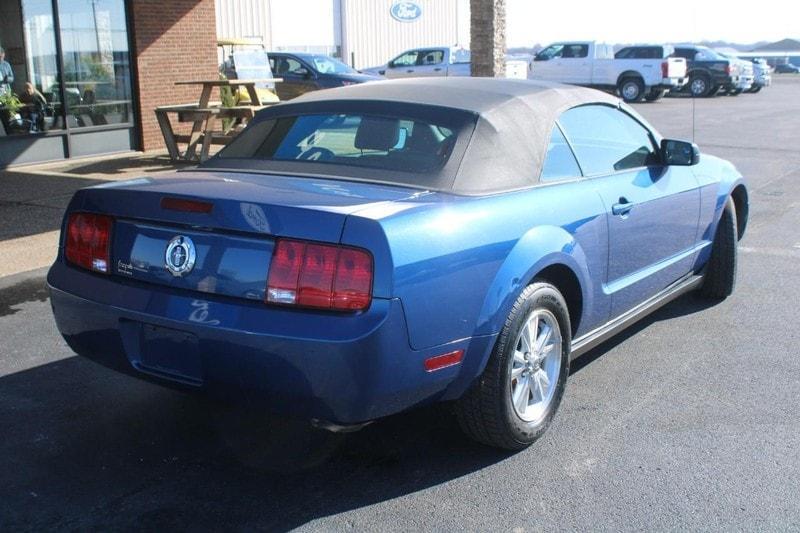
top-left (505, 0), bottom-right (799, 47)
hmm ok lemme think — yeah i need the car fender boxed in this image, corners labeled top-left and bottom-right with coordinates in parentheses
top-left (465, 224), bottom-right (593, 373)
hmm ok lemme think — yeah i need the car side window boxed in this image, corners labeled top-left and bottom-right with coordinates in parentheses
top-left (615, 47), bottom-right (632, 59)
top-left (540, 125), bottom-right (582, 182)
top-left (561, 44), bottom-right (588, 58)
top-left (558, 105), bottom-right (658, 176)
top-left (535, 45), bottom-right (563, 61)
top-left (418, 50), bottom-right (444, 65)
top-left (392, 51), bottom-right (419, 67)
top-left (274, 57), bottom-right (305, 76)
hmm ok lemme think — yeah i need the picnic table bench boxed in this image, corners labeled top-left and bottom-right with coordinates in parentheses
top-left (155, 78), bottom-right (281, 162)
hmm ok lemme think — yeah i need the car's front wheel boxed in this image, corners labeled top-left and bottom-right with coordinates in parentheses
top-left (701, 197), bottom-right (738, 300)
top-left (455, 282), bottom-right (571, 450)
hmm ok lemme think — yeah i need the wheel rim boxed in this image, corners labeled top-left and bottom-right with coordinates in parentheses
top-left (691, 78), bottom-right (706, 95)
top-left (622, 82), bottom-right (639, 100)
top-left (509, 309), bottom-right (563, 423)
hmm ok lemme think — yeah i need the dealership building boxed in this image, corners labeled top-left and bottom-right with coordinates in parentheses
top-left (216, 0), bottom-right (470, 69)
top-left (0, 0), bottom-right (468, 167)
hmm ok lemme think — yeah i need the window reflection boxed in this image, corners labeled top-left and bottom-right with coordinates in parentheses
top-left (57, 0), bottom-right (133, 128)
top-left (0, 0), bottom-right (64, 135)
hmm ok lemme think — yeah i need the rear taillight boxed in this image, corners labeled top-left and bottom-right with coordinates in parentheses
top-left (725, 64), bottom-right (732, 75)
top-left (266, 239), bottom-right (373, 311)
top-left (65, 213), bottom-right (113, 274)
top-left (661, 61), bottom-right (668, 78)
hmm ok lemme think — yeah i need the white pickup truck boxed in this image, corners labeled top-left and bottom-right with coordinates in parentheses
top-left (528, 41), bottom-right (688, 102)
top-left (362, 47), bottom-right (471, 79)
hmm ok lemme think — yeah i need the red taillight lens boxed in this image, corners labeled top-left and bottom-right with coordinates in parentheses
top-left (725, 64), bottom-right (732, 75)
top-left (65, 213), bottom-right (113, 274)
top-left (661, 61), bottom-right (669, 78)
top-left (266, 239), bottom-right (373, 311)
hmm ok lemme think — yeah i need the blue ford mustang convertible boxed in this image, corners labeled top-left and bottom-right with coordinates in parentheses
top-left (48, 78), bottom-right (748, 449)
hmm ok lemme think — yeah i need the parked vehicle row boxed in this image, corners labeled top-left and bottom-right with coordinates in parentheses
top-left (221, 39), bottom-right (778, 106)
top-left (528, 42), bottom-right (687, 102)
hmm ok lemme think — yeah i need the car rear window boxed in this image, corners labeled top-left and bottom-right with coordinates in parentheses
top-left (217, 113), bottom-right (459, 174)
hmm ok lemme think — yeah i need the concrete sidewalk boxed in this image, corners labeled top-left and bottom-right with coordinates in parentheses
top-left (0, 151), bottom-right (191, 278)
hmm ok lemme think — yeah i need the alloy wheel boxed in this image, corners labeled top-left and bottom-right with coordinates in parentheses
top-left (509, 309), bottom-right (563, 423)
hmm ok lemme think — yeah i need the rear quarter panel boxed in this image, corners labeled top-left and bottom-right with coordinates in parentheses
top-left (341, 182), bottom-right (610, 352)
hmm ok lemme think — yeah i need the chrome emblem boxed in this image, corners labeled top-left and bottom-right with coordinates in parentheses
top-left (165, 235), bottom-right (196, 277)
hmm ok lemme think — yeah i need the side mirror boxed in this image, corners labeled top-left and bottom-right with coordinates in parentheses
top-left (661, 139), bottom-right (700, 166)
top-left (387, 61), bottom-right (395, 69)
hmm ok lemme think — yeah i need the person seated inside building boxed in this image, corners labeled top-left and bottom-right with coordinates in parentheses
top-left (19, 82), bottom-right (49, 132)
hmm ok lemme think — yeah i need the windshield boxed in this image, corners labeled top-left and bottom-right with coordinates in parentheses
top-left (309, 56), bottom-right (356, 74)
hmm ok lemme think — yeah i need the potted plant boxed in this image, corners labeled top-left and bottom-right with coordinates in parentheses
top-left (0, 91), bottom-right (23, 131)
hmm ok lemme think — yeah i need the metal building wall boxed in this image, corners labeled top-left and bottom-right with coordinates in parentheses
top-left (341, 0), bottom-right (466, 69)
top-left (215, 0), bottom-right (272, 47)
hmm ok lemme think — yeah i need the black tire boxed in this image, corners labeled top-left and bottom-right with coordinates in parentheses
top-left (618, 77), bottom-right (645, 103)
top-left (709, 84), bottom-right (722, 96)
top-left (689, 74), bottom-right (712, 97)
top-left (748, 85), bottom-right (762, 93)
top-left (644, 89), bottom-right (666, 102)
top-left (454, 282), bottom-right (571, 450)
top-left (701, 197), bottom-right (738, 300)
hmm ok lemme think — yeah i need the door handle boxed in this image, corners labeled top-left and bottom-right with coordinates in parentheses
top-left (407, 69), bottom-right (415, 73)
top-left (612, 198), bottom-right (634, 216)
top-left (434, 67), bottom-right (442, 72)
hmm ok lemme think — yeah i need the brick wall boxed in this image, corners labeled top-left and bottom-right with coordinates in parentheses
top-left (130, 0), bottom-right (218, 151)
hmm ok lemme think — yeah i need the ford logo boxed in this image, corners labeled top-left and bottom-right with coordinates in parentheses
top-left (390, 1), bottom-right (422, 22)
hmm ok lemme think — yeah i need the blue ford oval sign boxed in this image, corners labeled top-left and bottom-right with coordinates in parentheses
top-left (390, 1), bottom-right (422, 22)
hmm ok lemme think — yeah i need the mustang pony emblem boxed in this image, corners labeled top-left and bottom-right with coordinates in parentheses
top-left (165, 235), bottom-right (196, 277)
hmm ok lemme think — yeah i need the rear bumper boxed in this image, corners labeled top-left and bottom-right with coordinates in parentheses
top-left (657, 76), bottom-right (687, 89)
top-left (48, 262), bottom-right (494, 424)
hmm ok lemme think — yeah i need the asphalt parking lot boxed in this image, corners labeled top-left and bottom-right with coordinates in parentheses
top-left (1, 77), bottom-right (799, 531)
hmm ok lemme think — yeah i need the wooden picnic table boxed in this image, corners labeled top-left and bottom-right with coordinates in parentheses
top-left (155, 78), bottom-right (282, 162)
top-left (174, 78), bottom-right (282, 107)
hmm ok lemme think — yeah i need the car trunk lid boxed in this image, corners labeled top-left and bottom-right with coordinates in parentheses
top-left (74, 170), bottom-right (417, 301)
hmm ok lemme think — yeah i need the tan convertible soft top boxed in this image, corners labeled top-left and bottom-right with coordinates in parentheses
top-left (205, 77), bottom-right (625, 194)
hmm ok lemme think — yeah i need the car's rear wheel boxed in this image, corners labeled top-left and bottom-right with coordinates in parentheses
top-left (619, 77), bottom-right (645, 103)
top-left (701, 197), bottom-right (738, 300)
top-left (689, 74), bottom-right (711, 97)
top-left (455, 282), bottom-right (571, 450)
top-left (748, 85), bottom-right (762, 93)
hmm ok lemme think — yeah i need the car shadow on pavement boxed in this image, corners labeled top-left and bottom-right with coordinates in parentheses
top-left (570, 292), bottom-right (719, 375)
top-left (0, 353), bottom-right (511, 530)
top-left (0, 286), bottom-right (721, 530)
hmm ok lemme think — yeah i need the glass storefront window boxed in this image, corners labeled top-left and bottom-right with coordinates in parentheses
top-left (57, 0), bottom-right (133, 128)
top-left (0, 0), bottom-right (64, 136)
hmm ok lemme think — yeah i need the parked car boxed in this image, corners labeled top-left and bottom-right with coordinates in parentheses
top-left (745, 58), bottom-right (772, 92)
top-left (774, 63), bottom-right (800, 74)
top-left (47, 78), bottom-right (748, 450)
top-left (671, 45), bottom-right (739, 97)
top-left (529, 41), bottom-right (687, 102)
top-left (268, 52), bottom-right (381, 100)
top-left (361, 46), bottom-right (471, 78)
top-left (715, 52), bottom-right (754, 95)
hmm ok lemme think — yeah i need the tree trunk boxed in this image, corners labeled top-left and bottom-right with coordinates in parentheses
top-left (470, 0), bottom-right (506, 77)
